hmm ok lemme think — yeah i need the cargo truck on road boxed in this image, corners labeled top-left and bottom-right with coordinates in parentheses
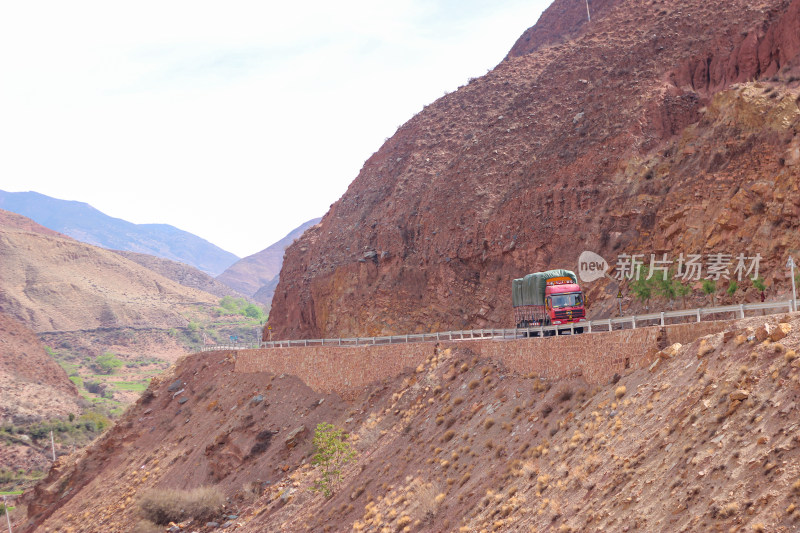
top-left (512, 269), bottom-right (586, 335)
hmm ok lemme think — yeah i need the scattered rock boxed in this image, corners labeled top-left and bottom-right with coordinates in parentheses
top-left (252, 394), bottom-right (264, 405)
top-left (661, 343), bottom-right (682, 358)
top-left (770, 322), bottom-right (791, 342)
top-left (167, 379), bottom-right (183, 392)
top-left (755, 324), bottom-right (773, 342)
top-left (285, 426), bottom-right (306, 449)
top-left (730, 389), bottom-right (750, 401)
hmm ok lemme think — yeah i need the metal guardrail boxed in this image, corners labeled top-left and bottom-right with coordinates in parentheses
top-left (199, 299), bottom-right (795, 352)
top-left (200, 343), bottom-right (259, 352)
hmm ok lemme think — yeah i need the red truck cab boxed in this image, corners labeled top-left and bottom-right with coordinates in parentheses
top-left (544, 277), bottom-right (586, 328)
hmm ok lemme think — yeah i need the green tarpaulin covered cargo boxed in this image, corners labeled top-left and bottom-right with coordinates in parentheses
top-left (511, 269), bottom-right (578, 307)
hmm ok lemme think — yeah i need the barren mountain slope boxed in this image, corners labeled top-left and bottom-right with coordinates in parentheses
top-left (19, 313), bottom-right (800, 532)
top-left (114, 250), bottom-right (247, 301)
top-left (0, 225), bottom-right (218, 333)
top-left (269, 0), bottom-right (800, 339)
top-left (0, 311), bottom-right (81, 425)
top-left (0, 208), bottom-right (66, 239)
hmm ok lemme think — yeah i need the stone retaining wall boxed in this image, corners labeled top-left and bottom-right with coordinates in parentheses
top-left (232, 320), bottom-right (730, 398)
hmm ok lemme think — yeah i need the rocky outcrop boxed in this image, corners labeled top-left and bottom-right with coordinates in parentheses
top-left (669, 0), bottom-right (800, 94)
top-left (269, 0), bottom-right (800, 340)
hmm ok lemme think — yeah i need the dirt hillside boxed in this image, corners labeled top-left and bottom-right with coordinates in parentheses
top-left (269, 0), bottom-right (800, 340)
top-left (0, 311), bottom-right (81, 425)
top-left (0, 311), bottom-right (83, 489)
top-left (0, 223), bottom-right (218, 334)
top-left (18, 312), bottom-right (800, 532)
top-left (0, 208), bottom-right (67, 239)
top-left (114, 250), bottom-right (247, 301)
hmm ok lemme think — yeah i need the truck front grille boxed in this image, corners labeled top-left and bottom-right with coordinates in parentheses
top-left (553, 308), bottom-right (585, 320)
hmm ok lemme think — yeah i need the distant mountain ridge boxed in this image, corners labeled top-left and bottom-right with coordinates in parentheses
top-left (0, 190), bottom-right (239, 276)
top-left (217, 217), bottom-right (321, 307)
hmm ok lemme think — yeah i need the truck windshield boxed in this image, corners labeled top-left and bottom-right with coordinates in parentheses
top-left (550, 293), bottom-right (583, 308)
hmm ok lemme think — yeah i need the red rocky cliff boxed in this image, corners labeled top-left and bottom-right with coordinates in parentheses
top-left (269, 0), bottom-right (800, 340)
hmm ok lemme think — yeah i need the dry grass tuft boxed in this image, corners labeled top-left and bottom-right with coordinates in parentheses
top-left (557, 387), bottom-right (573, 402)
top-left (697, 339), bottom-right (715, 357)
top-left (408, 479), bottom-right (444, 520)
top-left (614, 386), bottom-right (626, 399)
top-left (138, 486), bottom-right (224, 525)
top-left (719, 502), bottom-right (739, 518)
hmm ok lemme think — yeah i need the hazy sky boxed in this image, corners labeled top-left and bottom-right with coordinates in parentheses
top-left (0, 1), bottom-right (550, 258)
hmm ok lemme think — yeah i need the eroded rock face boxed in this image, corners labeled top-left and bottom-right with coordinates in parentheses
top-left (269, 0), bottom-right (800, 340)
top-left (669, 0), bottom-right (800, 95)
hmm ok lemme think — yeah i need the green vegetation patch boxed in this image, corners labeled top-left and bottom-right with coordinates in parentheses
top-left (113, 380), bottom-right (150, 392)
top-left (93, 352), bottom-right (123, 374)
top-left (215, 296), bottom-right (266, 322)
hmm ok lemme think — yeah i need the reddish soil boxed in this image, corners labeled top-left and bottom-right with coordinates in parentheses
top-left (18, 313), bottom-right (800, 532)
top-left (0, 312), bottom-right (82, 479)
top-left (269, 0), bottom-right (800, 340)
top-left (0, 312), bottom-right (80, 425)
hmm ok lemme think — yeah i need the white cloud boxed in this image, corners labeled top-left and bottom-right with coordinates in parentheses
top-left (0, 0), bottom-right (550, 257)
